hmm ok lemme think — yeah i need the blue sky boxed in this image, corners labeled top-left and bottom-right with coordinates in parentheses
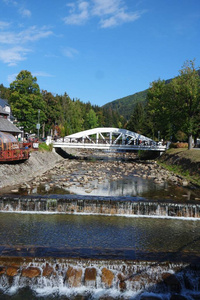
top-left (0, 0), bottom-right (200, 106)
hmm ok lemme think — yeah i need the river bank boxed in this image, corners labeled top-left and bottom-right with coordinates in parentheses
top-left (0, 149), bottom-right (199, 195)
top-left (158, 148), bottom-right (200, 187)
top-left (0, 151), bottom-right (63, 189)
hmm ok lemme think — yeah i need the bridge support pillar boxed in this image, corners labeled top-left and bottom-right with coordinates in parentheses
top-left (96, 132), bottom-right (99, 144)
top-left (109, 132), bottom-right (112, 144)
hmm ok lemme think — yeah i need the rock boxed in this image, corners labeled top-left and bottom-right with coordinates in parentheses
top-left (84, 267), bottom-right (97, 287)
top-left (22, 267), bottom-right (41, 278)
top-left (85, 189), bottom-right (93, 193)
top-left (0, 266), bottom-right (6, 275)
top-left (162, 273), bottom-right (182, 293)
top-left (101, 268), bottom-right (114, 288)
top-left (43, 264), bottom-right (54, 277)
top-left (6, 266), bottom-right (18, 277)
top-left (182, 180), bottom-right (189, 186)
top-left (66, 266), bottom-right (82, 287)
top-left (117, 273), bottom-right (126, 291)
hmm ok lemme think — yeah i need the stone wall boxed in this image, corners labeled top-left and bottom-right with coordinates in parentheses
top-left (0, 151), bottom-right (63, 189)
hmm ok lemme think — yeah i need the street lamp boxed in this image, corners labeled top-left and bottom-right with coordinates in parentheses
top-left (36, 109), bottom-right (40, 139)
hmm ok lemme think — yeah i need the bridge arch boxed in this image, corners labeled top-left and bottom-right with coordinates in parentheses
top-left (52, 127), bottom-right (166, 151)
top-left (63, 127), bottom-right (153, 145)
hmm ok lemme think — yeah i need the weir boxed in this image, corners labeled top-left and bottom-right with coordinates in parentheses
top-left (1, 195), bottom-right (200, 219)
top-left (0, 257), bottom-right (200, 299)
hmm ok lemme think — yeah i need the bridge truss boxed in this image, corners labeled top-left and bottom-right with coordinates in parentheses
top-left (52, 127), bottom-right (166, 152)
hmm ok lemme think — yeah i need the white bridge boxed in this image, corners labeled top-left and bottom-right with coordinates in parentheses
top-left (51, 127), bottom-right (166, 152)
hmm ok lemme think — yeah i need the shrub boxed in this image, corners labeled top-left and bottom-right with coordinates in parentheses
top-left (38, 142), bottom-right (53, 152)
top-left (169, 142), bottom-right (188, 149)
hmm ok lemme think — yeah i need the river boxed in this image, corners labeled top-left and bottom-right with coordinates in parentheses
top-left (0, 156), bottom-right (200, 299)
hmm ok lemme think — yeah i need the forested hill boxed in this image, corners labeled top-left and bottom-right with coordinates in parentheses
top-left (103, 69), bottom-right (200, 121)
top-left (102, 89), bottom-right (148, 120)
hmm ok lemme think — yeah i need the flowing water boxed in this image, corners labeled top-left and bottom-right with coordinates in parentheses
top-left (0, 158), bottom-right (200, 299)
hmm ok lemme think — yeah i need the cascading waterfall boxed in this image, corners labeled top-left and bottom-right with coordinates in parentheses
top-left (1, 195), bottom-right (200, 219)
top-left (0, 258), bottom-right (200, 299)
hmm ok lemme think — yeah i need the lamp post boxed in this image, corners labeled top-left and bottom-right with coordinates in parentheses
top-left (36, 109), bottom-right (40, 140)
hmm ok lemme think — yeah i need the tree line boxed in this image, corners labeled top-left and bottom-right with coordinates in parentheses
top-left (1, 60), bottom-right (199, 149)
top-left (0, 70), bottom-right (125, 138)
top-left (126, 60), bottom-right (200, 149)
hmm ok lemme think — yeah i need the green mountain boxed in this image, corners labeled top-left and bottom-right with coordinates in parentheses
top-left (102, 89), bottom-right (148, 120)
top-left (103, 69), bottom-right (200, 121)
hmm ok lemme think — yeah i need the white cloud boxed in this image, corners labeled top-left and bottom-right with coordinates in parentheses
top-left (7, 73), bottom-right (17, 83)
top-left (33, 71), bottom-right (54, 78)
top-left (0, 26), bottom-right (53, 66)
top-left (92, 0), bottom-right (121, 16)
top-left (7, 71), bottom-right (54, 84)
top-left (19, 8), bottom-right (32, 18)
top-left (0, 26), bottom-right (53, 45)
top-left (0, 21), bottom-right (10, 29)
top-left (64, 0), bottom-right (143, 28)
top-left (2, 0), bottom-right (17, 6)
top-left (100, 11), bottom-right (141, 28)
top-left (3, 0), bottom-right (31, 18)
top-left (0, 46), bottom-right (30, 66)
top-left (62, 47), bottom-right (79, 58)
top-left (63, 1), bottom-right (89, 25)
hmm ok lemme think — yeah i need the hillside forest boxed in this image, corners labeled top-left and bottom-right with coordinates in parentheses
top-left (0, 59), bottom-right (200, 149)
top-left (0, 71), bottom-right (125, 138)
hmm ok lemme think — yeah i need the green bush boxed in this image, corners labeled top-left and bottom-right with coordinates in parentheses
top-left (169, 142), bottom-right (188, 149)
top-left (38, 142), bottom-right (53, 152)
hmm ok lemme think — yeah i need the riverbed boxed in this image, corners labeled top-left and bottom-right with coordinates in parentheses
top-left (1, 151), bottom-right (200, 299)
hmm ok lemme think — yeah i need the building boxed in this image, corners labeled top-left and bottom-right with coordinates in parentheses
top-left (0, 98), bottom-right (22, 136)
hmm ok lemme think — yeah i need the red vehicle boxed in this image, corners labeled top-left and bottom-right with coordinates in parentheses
top-left (0, 131), bottom-right (30, 162)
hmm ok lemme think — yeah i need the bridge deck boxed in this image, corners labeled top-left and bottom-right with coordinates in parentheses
top-left (53, 142), bottom-right (166, 152)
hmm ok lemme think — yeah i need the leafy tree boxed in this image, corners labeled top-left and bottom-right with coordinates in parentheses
top-left (146, 79), bottom-right (171, 140)
top-left (127, 102), bottom-right (145, 134)
top-left (145, 60), bottom-right (200, 148)
top-left (0, 84), bottom-right (10, 100)
top-left (86, 108), bottom-right (99, 129)
top-left (169, 60), bottom-right (200, 149)
top-left (9, 70), bottom-right (46, 134)
top-left (42, 90), bottom-right (61, 134)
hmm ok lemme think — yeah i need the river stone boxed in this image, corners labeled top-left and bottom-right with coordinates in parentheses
top-left (101, 268), bottom-right (114, 288)
top-left (43, 264), bottom-right (54, 277)
top-left (6, 266), bottom-right (18, 277)
top-left (66, 266), bottom-right (82, 287)
top-left (162, 273), bottom-right (181, 293)
top-left (84, 267), bottom-right (97, 287)
top-left (22, 267), bottom-right (41, 278)
top-left (117, 273), bottom-right (126, 291)
top-left (85, 189), bottom-right (93, 193)
top-left (0, 267), bottom-right (6, 275)
top-left (182, 180), bottom-right (189, 186)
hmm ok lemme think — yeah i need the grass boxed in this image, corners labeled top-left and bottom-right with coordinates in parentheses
top-left (158, 148), bottom-right (200, 186)
top-left (38, 142), bottom-right (53, 152)
top-left (167, 148), bottom-right (200, 163)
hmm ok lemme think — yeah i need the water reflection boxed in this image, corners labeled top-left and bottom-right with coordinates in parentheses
top-left (17, 175), bottom-right (199, 202)
top-left (0, 213), bottom-right (200, 255)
